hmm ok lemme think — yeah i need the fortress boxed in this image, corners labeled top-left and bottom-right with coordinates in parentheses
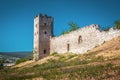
top-left (33, 14), bottom-right (120, 60)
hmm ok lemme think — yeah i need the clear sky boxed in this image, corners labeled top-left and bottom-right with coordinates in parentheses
top-left (0, 0), bottom-right (120, 52)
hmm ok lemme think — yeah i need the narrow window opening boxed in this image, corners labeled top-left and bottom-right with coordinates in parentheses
top-left (67, 44), bottom-right (70, 52)
top-left (78, 35), bottom-right (82, 44)
top-left (44, 31), bottom-right (47, 34)
top-left (44, 23), bottom-right (47, 26)
top-left (43, 50), bottom-right (46, 54)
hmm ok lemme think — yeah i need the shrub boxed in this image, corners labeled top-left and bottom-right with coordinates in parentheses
top-left (114, 20), bottom-right (120, 29)
top-left (61, 21), bottom-right (79, 35)
top-left (51, 52), bottom-right (58, 56)
top-left (15, 58), bottom-right (27, 64)
top-left (0, 63), bottom-right (4, 70)
top-left (33, 64), bottom-right (40, 68)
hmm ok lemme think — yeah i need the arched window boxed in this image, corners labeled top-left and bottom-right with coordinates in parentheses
top-left (78, 35), bottom-right (82, 44)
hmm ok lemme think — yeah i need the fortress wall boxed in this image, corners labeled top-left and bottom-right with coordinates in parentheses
top-left (50, 24), bottom-right (120, 54)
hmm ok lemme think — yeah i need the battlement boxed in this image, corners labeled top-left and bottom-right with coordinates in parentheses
top-left (34, 13), bottom-right (52, 19)
top-left (52, 24), bottom-right (99, 39)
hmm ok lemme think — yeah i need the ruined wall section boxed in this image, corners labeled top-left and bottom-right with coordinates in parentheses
top-left (50, 24), bottom-right (120, 54)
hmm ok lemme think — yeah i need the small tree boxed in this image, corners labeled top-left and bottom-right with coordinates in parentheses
top-left (15, 58), bottom-right (27, 64)
top-left (68, 21), bottom-right (79, 31)
top-left (114, 20), bottom-right (120, 29)
top-left (61, 21), bottom-right (79, 35)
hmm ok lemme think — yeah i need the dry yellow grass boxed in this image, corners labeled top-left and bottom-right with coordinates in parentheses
top-left (3, 37), bottom-right (120, 80)
top-left (87, 36), bottom-right (120, 58)
top-left (13, 55), bottom-right (59, 68)
top-left (13, 36), bottom-right (120, 69)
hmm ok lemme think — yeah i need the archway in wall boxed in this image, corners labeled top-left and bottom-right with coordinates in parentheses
top-left (78, 35), bottom-right (82, 44)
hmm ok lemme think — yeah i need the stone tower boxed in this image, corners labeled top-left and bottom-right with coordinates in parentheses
top-left (33, 14), bottom-right (53, 60)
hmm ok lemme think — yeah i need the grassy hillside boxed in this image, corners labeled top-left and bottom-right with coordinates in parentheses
top-left (0, 37), bottom-right (120, 80)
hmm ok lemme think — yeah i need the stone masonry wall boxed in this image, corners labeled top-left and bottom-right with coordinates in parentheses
top-left (50, 24), bottom-right (120, 54)
top-left (33, 14), bottom-right (53, 60)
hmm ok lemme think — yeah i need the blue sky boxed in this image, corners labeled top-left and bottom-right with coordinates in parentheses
top-left (0, 0), bottom-right (120, 52)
